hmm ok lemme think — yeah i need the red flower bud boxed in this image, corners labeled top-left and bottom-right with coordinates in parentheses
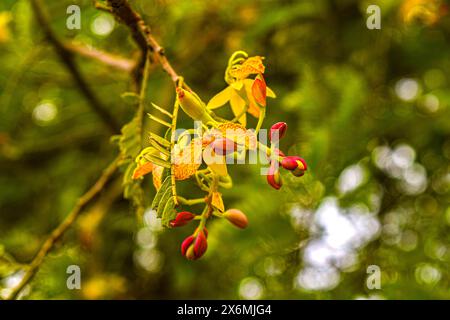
top-left (212, 138), bottom-right (237, 155)
top-left (285, 157), bottom-right (307, 177)
top-left (267, 161), bottom-right (282, 190)
top-left (170, 211), bottom-right (195, 227)
top-left (270, 122), bottom-right (287, 142)
top-left (193, 229), bottom-right (208, 258)
top-left (181, 229), bottom-right (208, 260)
top-left (223, 209), bottom-right (248, 229)
top-left (281, 156), bottom-right (298, 170)
top-left (181, 235), bottom-right (194, 256)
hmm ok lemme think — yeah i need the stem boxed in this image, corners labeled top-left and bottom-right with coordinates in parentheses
top-left (169, 79), bottom-right (183, 206)
top-left (6, 156), bottom-right (120, 300)
top-left (65, 43), bottom-right (135, 71)
top-left (255, 107), bottom-right (266, 134)
top-left (177, 197), bottom-right (206, 206)
top-left (105, 0), bottom-right (179, 85)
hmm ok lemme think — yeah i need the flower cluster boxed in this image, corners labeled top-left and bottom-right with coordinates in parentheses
top-left (132, 52), bottom-right (307, 260)
top-left (266, 122), bottom-right (307, 190)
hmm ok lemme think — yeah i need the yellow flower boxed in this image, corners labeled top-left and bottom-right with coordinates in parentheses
top-left (201, 122), bottom-right (257, 176)
top-left (228, 56), bottom-right (265, 80)
top-left (207, 54), bottom-right (276, 127)
top-left (134, 139), bottom-right (202, 190)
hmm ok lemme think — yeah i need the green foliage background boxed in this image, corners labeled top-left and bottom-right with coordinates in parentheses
top-left (0, 0), bottom-right (449, 299)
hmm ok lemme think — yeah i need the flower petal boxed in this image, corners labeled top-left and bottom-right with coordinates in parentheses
top-left (202, 144), bottom-right (228, 176)
top-left (266, 86), bottom-right (276, 98)
top-left (211, 192), bottom-right (225, 212)
top-left (252, 75), bottom-right (267, 107)
top-left (132, 162), bottom-right (154, 179)
top-left (230, 92), bottom-right (247, 126)
top-left (206, 86), bottom-right (233, 110)
top-left (244, 79), bottom-right (261, 118)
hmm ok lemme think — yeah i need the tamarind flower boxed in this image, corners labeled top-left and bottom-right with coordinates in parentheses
top-left (170, 211), bottom-right (196, 227)
top-left (228, 56), bottom-right (266, 80)
top-left (133, 138), bottom-right (202, 190)
top-left (181, 228), bottom-right (208, 260)
top-left (172, 138), bottom-right (203, 180)
top-left (202, 122), bottom-right (257, 176)
top-left (206, 55), bottom-right (276, 126)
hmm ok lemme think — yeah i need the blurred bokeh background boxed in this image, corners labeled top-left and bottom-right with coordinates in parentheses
top-left (0, 0), bottom-right (449, 299)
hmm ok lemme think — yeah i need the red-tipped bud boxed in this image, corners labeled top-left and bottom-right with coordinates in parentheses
top-left (281, 156), bottom-right (298, 170)
top-left (212, 138), bottom-right (237, 155)
top-left (181, 235), bottom-right (194, 256)
top-left (267, 161), bottom-right (282, 190)
top-left (181, 229), bottom-right (208, 260)
top-left (170, 211), bottom-right (195, 227)
top-left (270, 122), bottom-right (287, 142)
top-left (193, 229), bottom-right (208, 258)
top-left (285, 157), bottom-right (307, 177)
top-left (223, 209), bottom-right (248, 229)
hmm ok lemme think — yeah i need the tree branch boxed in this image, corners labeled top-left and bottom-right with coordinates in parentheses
top-left (5, 156), bottom-right (120, 300)
top-left (31, 0), bottom-right (121, 133)
top-left (64, 43), bottom-right (135, 72)
top-left (105, 0), bottom-right (180, 85)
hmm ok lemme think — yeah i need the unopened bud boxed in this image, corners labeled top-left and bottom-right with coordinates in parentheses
top-left (170, 211), bottom-right (195, 227)
top-left (181, 229), bottom-right (208, 260)
top-left (176, 87), bottom-right (216, 124)
top-left (223, 209), bottom-right (248, 229)
top-left (193, 229), bottom-right (208, 258)
top-left (181, 235), bottom-right (194, 256)
top-left (290, 157), bottom-right (307, 177)
top-left (270, 122), bottom-right (287, 142)
top-left (267, 161), bottom-right (282, 190)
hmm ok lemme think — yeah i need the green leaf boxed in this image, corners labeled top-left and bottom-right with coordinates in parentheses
top-left (143, 153), bottom-right (171, 169)
top-left (149, 132), bottom-right (171, 148)
top-left (157, 186), bottom-right (173, 217)
top-left (161, 198), bottom-right (176, 227)
top-left (149, 137), bottom-right (170, 156)
top-left (151, 176), bottom-right (171, 211)
top-left (150, 175), bottom-right (176, 227)
top-left (150, 102), bottom-right (173, 119)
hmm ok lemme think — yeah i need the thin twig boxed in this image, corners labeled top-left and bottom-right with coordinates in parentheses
top-left (31, 0), bottom-right (121, 133)
top-left (64, 43), bottom-right (135, 72)
top-left (105, 0), bottom-right (180, 85)
top-left (6, 157), bottom-right (120, 300)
